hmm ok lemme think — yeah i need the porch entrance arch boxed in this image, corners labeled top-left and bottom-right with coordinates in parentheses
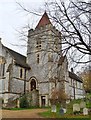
top-left (29, 77), bottom-right (39, 106)
top-left (30, 77), bottom-right (37, 91)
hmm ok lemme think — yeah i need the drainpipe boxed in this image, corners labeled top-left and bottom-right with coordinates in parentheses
top-left (71, 68), bottom-right (75, 99)
top-left (73, 80), bottom-right (75, 99)
top-left (24, 69), bottom-right (26, 94)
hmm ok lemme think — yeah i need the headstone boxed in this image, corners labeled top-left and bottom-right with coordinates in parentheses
top-left (51, 105), bottom-right (56, 112)
top-left (83, 108), bottom-right (88, 115)
top-left (80, 101), bottom-right (86, 109)
top-left (59, 108), bottom-right (64, 115)
top-left (73, 104), bottom-right (80, 112)
top-left (63, 108), bottom-right (66, 113)
top-left (66, 100), bottom-right (70, 104)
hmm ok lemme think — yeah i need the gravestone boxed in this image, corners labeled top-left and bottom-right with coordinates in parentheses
top-left (51, 105), bottom-right (56, 112)
top-left (59, 108), bottom-right (64, 115)
top-left (83, 108), bottom-right (88, 115)
top-left (66, 100), bottom-right (70, 104)
top-left (80, 101), bottom-right (86, 108)
top-left (63, 108), bottom-right (66, 113)
top-left (73, 104), bottom-right (80, 112)
top-left (88, 108), bottom-right (91, 115)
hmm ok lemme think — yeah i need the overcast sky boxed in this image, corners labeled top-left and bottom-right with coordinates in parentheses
top-left (0, 0), bottom-right (46, 55)
top-left (0, 0), bottom-right (88, 73)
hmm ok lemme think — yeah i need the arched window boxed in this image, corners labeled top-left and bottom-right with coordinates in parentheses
top-left (20, 68), bottom-right (23, 78)
top-left (0, 57), bottom-right (5, 77)
top-left (30, 79), bottom-right (36, 91)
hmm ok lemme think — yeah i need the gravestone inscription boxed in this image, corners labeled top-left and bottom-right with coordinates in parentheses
top-left (59, 108), bottom-right (64, 115)
top-left (80, 101), bottom-right (86, 108)
top-left (73, 104), bottom-right (80, 112)
top-left (63, 108), bottom-right (66, 113)
top-left (51, 105), bottom-right (56, 112)
top-left (83, 108), bottom-right (88, 115)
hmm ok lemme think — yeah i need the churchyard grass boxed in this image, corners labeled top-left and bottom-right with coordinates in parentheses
top-left (39, 108), bottom-right (90, 118)
top-left (2, 97), bottom-right (91, 118)
top-left (39, 99), bottom-right (91, 118)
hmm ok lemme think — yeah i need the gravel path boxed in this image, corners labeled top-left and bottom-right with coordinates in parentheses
top-left (1, 108), bottom-right (48, 118)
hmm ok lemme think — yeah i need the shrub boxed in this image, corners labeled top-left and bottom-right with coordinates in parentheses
top-left (20, 94), bottom-right (29, 108)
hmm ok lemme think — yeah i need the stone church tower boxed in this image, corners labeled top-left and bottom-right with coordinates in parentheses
top-left (0, 12), bottom-right (84, 107)
top-left (27, 12), bottom-right (69, 107)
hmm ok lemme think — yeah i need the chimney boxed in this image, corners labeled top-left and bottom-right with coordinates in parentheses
top-left (71, 68), bottom-right (74, 72)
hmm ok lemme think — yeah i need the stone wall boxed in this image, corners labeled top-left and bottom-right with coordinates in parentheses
top-left (27, 24), bottom-right (64, 106)
top-left (31, 90), bottom-right (39, 107)
top-left (0, 41), bottom-right (27, 104)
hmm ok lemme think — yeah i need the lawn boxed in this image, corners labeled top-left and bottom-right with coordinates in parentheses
top-left (39, 98), bottom-right (91, 119)
top-left (3, 94), bottom-right (91, 119)
top-left (39, 108), bottom-right (90, 118)
top-left (3, 105), bottom-right (90, 118)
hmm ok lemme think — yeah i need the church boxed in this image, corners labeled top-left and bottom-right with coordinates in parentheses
top-left (0, 12), bottom-right (84, 107)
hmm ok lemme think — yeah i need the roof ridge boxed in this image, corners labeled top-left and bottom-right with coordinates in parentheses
top-left (69, 71), bottom-right (83, 82)
top-left (4, 46), bottom-right (30, 69)
top-left (4, 46), bottom-right (26, 57)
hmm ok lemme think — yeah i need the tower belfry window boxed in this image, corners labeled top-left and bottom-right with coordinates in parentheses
top-left (36, 40), bottom-right (41, 50)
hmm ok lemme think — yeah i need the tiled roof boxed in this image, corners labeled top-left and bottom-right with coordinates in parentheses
top-left (36, 12), bottom-right (52, 28)
top-left (4, 47), bottom-right (30, 69)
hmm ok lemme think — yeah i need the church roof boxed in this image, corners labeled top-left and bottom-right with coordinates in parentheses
top-left (36, 12), bottom-right (52, 28)
top-left (4, 47), bottom-right (30, 69)
top-left (69, 71), bottom-right (83, 83)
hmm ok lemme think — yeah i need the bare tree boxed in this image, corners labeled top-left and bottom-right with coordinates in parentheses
top-left (80, 65), bottom-right (91, 93)
top-left (46, 0), bottom-right (91, 64)
top-left (50, 88), bottom-right (69, 106)
top-left (14, 1), bottom-right (91, 102)
top-left (15, 0), bottom-right (91, 70)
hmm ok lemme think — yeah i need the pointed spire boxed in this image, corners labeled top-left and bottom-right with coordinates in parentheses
top-left (36, 12), bottom-right (52, 29)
